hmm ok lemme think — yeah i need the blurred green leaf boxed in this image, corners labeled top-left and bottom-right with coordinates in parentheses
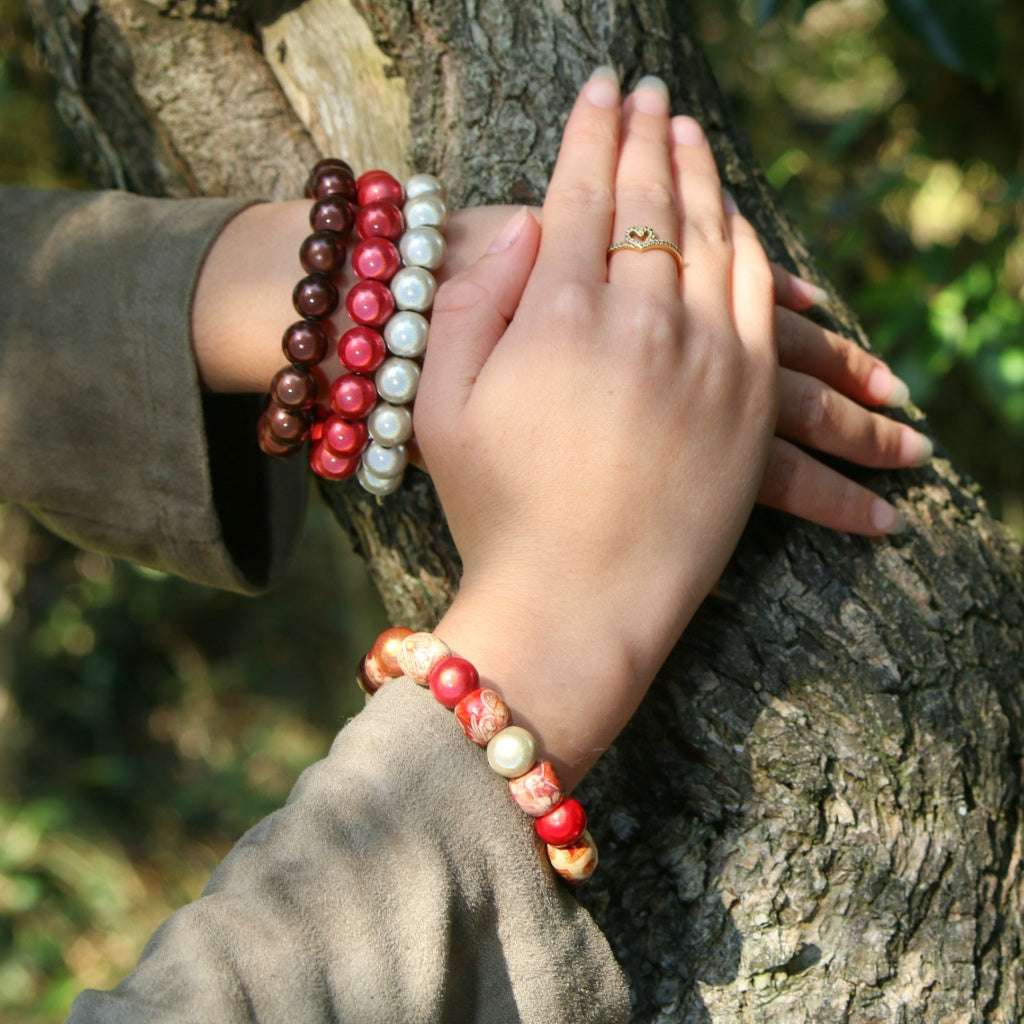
top-left (887, 0), bottom-right (1000, 83)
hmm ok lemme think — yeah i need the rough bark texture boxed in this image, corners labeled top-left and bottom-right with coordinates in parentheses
top-left (26, 0), bottom-right (1024, 1020)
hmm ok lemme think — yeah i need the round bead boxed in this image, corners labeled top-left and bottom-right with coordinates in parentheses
top-left (310, 197), bottom-right (355, 237)
top-left (375, 357), bottom-right (420, 405)
top-left (309, 440), bottom-right (359, 480)
top-left (547, 830), bottom-right (598, 884)
top-left (311, 165), bottom-right (356, 201)
top-left (351, 237), bottom-right (401, 282)
top-left (454, 687), bottom-right (512, 746)
top-left (384, 311), bottom-right (430, 358)
top-left (370, 626), bottom-right (413, 678)
top-left (404, 173), bottom-right (445, 201)
top-left (357, 463), bottom-right (403, 496)
top-left (535, 798), bottom-right (587, 848)
top-left (487, 727), bottom-right (537, 779)
top-left (399, 226), bottom-right (447, 271)
top-left (281, 320), bottom-right (329, 366)
top-left (391, 266), bottom-right (437, 312)
top-left (293, 274), bottom-right (338, 319)
top-left (362, 441), bottom-right (407, 478)
top-left (329, 373), bottom-right (377, 419)
top-left (266, 403), bottom-right (308, 443)
top-left (397, 632), bottom-right (450, 684)
top-left (367, 403), bottom-right (413, 446)
top-left (428, 655), bottom-right (480, 709)
top-left (403, 193), bottom-right (448, 230)
top-left (356, 169), bottom-right (404, 207)
top-left (323, 415), bottom-right (368, 457)
top-left (358, 650), bottom-right (391, 695)
top-left (271, 366), bottom-right (317, 410)
top-left (356, 202), bottom-right (404, 241)
top-left (312, 157), bottom-right (354, 178)
top-left (508, 761), bottom-right (563, 818)
top-left (300, 231), bottom-right (346, 275)
top-left (346, 279), bottom-right (396, 327)
top-left (258, 413), bottom-right (301, 457)
top-left (338, 326), bottom-right (387, 374)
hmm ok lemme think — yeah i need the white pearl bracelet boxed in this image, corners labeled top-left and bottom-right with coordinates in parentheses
top-left (358, 172), bottom-right (447, 498)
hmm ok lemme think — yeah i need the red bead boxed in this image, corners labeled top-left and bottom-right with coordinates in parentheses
top-left (351, 237), bottom-right (401, 282)
top-left (293, 274), bottom-right (338, 319)
top-left (271, 366), bottom-right (317, 410)
top-left (454, 688), bottom-right (512, 746)
top-left (358, 651), bottom-right (391, 695)
top-left (508, 761), bottom-right (563, 817)
top-left (428, 656), bottom-right (480, 710)
top-left (258, 412), bottom-right (301, 457)
top-left (355, 201), bottom-right (404, 241)
top-left (338, 326), bottom-right (387, 374)
top-left (309, 440), bottom-right (359, 480)
top-left (534, 798), bottom-right (587, 848)
top-left (323, 415), bottom-right (368, 457)
top-left (310, 197), bottom-right (355, 237)
top-left (345, 280), bottom-right (395, 327)
top-left (329, 373), bottom-right (377, 418)
top-left (282, 320), bottom-right (329, 366)
top-left (356, 169), bottom-right (404, 207)
top-left (312, 165), bottom-right (356, 202)
top-left (370, 626), bottom-right (414, 678)
top-left (300, 231), bottom-right (346, 275)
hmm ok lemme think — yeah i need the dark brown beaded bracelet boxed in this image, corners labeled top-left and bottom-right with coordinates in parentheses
top-left (259, 158), bottom-right (356, 458)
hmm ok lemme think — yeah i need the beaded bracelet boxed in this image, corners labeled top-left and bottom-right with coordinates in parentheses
top-left (357, 627), bottom-right (599, 885)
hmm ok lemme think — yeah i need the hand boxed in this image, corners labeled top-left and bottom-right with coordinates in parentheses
top-left (417, 70), bottom-right (780, 789)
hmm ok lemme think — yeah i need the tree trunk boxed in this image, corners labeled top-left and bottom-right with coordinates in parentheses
top-left (26, 0), bottom-right (1024, 1019)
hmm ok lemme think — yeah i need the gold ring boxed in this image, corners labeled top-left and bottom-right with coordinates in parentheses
top-left (607, 225), bottom-right (684, 274)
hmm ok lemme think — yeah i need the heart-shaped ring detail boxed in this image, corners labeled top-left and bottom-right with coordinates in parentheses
top-left (607, 225), bottom-right (684, 274)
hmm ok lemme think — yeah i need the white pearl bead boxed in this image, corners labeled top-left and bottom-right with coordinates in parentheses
top-left (375, 357), bottom-right (421, 405)
top-left (391, 266), bottom-right (437, 312)
top-left (384, 311), bottom-right (430, 358)
top-left (404, 193), bottom-right (448, 230)
top-left (367, 403), bottom-right (413, 446)
top-left (399, 226), bottom-right (447, 270)
top-left (363, 441), bottom-right (407, 478)
top-left (486, 726), bottom-right (537, 779)
top-left (358, 462), bottom-right (403, 497)
top-left (404, 173), bottom-right (445, 200)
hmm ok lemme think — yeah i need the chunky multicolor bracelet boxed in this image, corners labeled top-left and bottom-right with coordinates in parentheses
top-left (261, 159), bottom-right (447, 498)
top-left (357, 627), bottom-right (599, 885)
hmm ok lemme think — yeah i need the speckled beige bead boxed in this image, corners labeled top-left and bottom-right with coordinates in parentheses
top-left (397, 631), bottom-right (450, 685)
top-left (546, 829), bottom-right (598, 884)
top-left (486, 726), bottom-right (537, 779)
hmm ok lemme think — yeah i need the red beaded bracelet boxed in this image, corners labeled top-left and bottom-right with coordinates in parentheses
top-left (357, 626), bottom-right (599, 885)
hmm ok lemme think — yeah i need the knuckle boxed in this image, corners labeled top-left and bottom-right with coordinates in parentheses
top-left (567, 110), bottom-right (618, 150)
top-left (799, 379), bottom-right (832, 432)
top-left (617, 179), bottom-right (677, 213)
top-left (686, 212), bottom-right (731, 249)
top-left (548, 178), bottom-right (615, 217)
top-left (432, 275), bottom-right (491, 316)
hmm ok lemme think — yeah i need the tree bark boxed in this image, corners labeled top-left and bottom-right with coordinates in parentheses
top-left (26, 0), bottom-right (1024, 1019)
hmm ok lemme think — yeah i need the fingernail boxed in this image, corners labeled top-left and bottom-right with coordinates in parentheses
top-left (583, 65), bottom-right (619, 109)
top-left (788, 275), bottom-right (829, 309)
top-left (866, 364), bottom-right (910, 407)
top-left (871, 499), bottom-right (906, 534)
top-left (633, 75), bottom-right (669, 115)
top-left (899, 428), bottom-right (933, 467)
top-left (487, 207), bottom-right (529, 253)
top-left (722, 188), bottom-right (738, 214)
top-left (671, 115), bottom-right (704, 146)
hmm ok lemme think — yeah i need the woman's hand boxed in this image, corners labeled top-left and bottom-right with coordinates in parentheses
top-left (417, 70), bottom-right (780, 789)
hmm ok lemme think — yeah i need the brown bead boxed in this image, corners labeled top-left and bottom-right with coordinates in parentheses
top-left (371, 626), bottom-right (413, 678)
top-left (312, 166), bottom-right (356, 202)
top-left (300, 231), bottom-right (346, 275)
top-left (281, 320), bottom-right (329, 366)
top-left (305, 158), bottom-right (354, 197)
top-left (258, 412), bottom-right (302, 457)
top-left (292, 274), bottom-right (338, 319)
top-left (310, 197), bottom-right (354, 237)
top-left (266, 402), bottom-right (309, 444)
top-left (271, 366), bottom-right (317, 410)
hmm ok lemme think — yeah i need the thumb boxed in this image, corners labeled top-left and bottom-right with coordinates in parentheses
top-left (420, 206), bottom-right (540, 413)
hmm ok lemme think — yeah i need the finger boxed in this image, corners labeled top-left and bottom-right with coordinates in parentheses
top-left (770, 263), bottom-right (829, 312)
top-left (535, 66), bottom-right (621, 283)
top-left (758, 437), bottom-right (907, 536)
top-left (420, 207), bottom-right (540, 415)
top-left (607, 76), bottom-right (679, 294)
top-left (776, 306), bottom-right (911, 408)
top-left (670, 116), bottom-right (732, 307)
top-left (777, 368), bottom-right (933, 469)
top-left (724, 192), bottom-right (776, 366)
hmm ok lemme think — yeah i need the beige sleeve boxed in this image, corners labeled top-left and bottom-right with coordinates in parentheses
top-left (66, 679), bottom-right (632, 1023)
top-left (0, 187), bottom-right (307, 594)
